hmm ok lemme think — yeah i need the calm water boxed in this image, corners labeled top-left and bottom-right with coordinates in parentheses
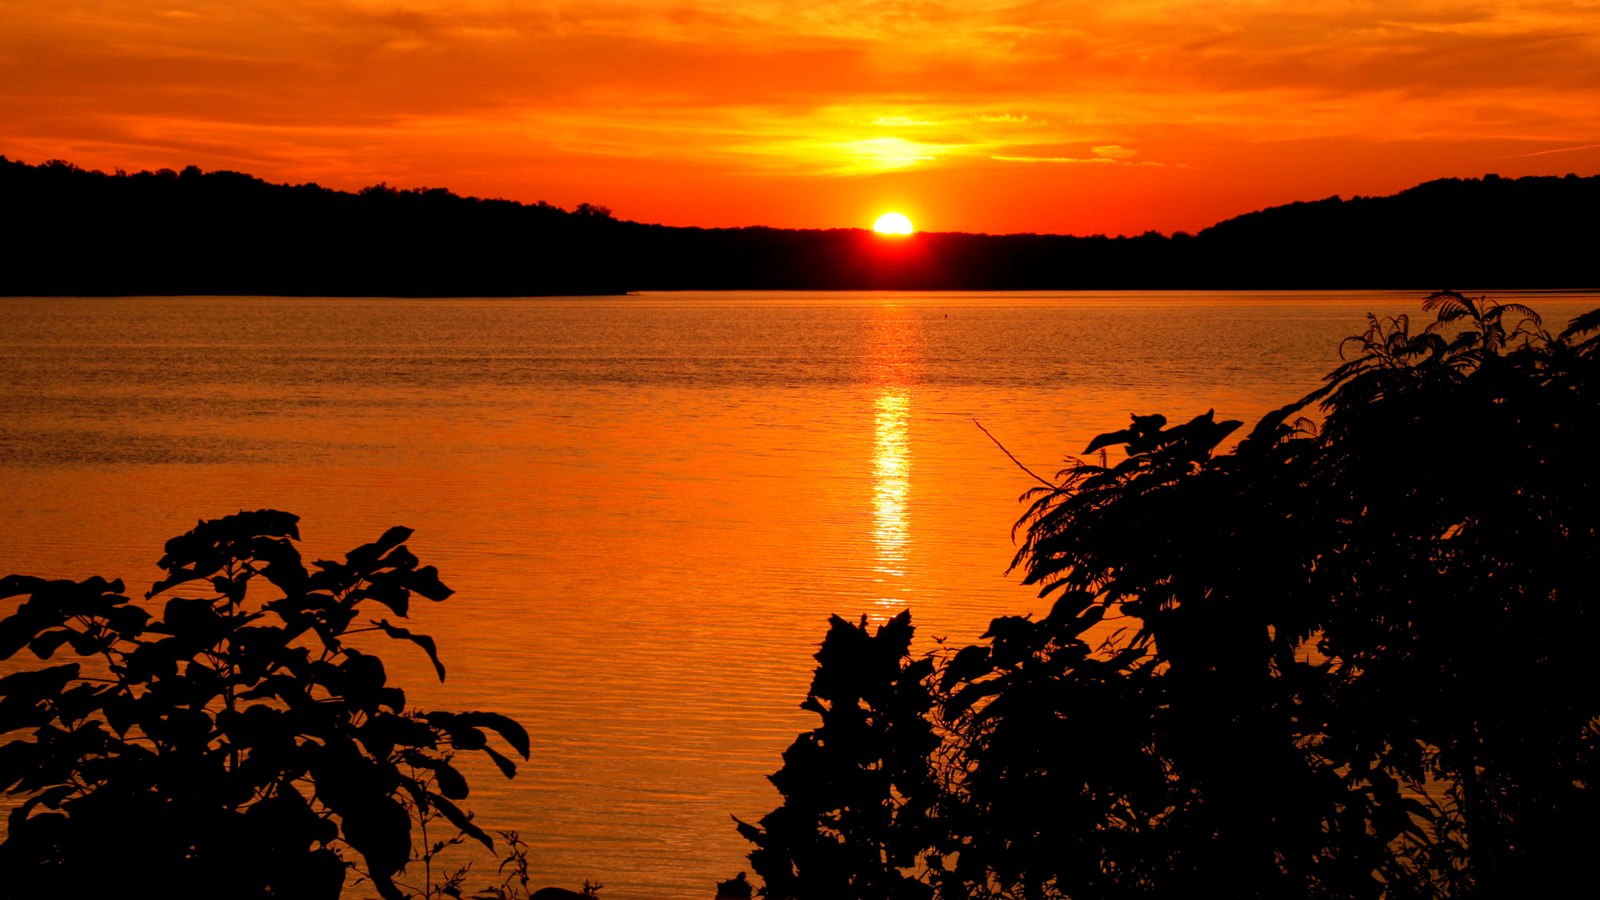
top-left (4, 290), bottom-right (1596, 897)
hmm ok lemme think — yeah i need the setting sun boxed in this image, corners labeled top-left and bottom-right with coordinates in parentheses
top-left (873, 212), bottom-right (915, 235)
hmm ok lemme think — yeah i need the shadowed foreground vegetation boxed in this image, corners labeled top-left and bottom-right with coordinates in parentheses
top-left (740, 292), bottom-right (1600, 898)
top-left (0, 513), bottom-right (533, 899)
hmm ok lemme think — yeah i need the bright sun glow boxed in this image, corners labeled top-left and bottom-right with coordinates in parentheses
top-left (873, 212), bottom-right (914, 235)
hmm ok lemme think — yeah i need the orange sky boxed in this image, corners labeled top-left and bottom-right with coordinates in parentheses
top-left (4, 0), bottom-right (1599, 235)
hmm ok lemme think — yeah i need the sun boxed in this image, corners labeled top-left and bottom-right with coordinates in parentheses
top-left (873, 212), bottom-right (914, 235)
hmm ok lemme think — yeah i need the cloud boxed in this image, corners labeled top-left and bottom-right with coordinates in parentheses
top-left (3, 0), bottom-right (1597, 232)
top-left (1495, 143), bottom-right (1600, 160)
top-left (1091, 145), bottom-right (1138, 159)
top-left (991, 155), bottom-right (1116, 165)
top-left (988, 143), bottom-right (1169, 166)
top-left (11, 2), bottom-right (1598, 132)
top-left (978, 113), bottom-right (1042, 125)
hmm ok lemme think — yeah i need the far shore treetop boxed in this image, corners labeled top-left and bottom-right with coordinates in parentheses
top-left (2, 157), bottom-right (1597, 296)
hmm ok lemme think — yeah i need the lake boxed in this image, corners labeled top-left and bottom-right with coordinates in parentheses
top-left (4, 290), bottom-right (1596, 897)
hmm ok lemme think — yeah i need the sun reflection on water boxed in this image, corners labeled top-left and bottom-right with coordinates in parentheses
top-left (873, 390), bottom-right (911, 618)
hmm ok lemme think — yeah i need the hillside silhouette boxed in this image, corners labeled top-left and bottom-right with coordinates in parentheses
top-left (2, 156), bottom-right (1595, 295)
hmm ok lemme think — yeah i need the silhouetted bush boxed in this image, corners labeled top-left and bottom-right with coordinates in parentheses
top-left (741, 292), bottom-right (1600, 898)
top-left (0, 511), bottom-right (529, 899)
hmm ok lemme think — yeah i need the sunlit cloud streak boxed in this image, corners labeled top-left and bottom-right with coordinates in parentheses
top-left (3, 0), bottom-right (1597, 233)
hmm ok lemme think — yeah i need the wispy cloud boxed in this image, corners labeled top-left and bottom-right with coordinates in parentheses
top-left (991, 144), bottom-right (1165, 166)
top-left (992, 155), bottom-right (1116, 165)
top-left (1496, 143), bottom-right (1600, 160)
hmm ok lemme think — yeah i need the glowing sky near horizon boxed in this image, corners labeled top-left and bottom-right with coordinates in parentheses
top-left (4, 0), bottom-right (1599, 235)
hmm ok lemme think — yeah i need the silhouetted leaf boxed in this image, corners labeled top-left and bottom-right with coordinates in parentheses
top-left (941, 645), bottom-right (992, 691)
top-left (408, 565), bottom-right (453, 601)
top-left (357, 574), bottom-right (410, 617)
top-left (0, 574), bottom-right (49, 601)
top-left (451, 707), bottom-right (531, 755)
top-left (480, 743), bottom-right (519, 779)
top-left (103, 604), bottom-right (151, 636)
top-left (249, 534), bottom-right (308, 595)
top-left (346, 526), bottom-right (414, 572)
top-left (0, 738), bottom-right (41, 791)
top-left (160, 596), bottom-right (225, 641)
top-left (379, 545), bottom-right (418, 572)
top-left (435, 761), bottom-right (470, 799)
top-left (341, 794), bottom-right (412, 878)
top-left (942, 681), bottom-right (1001, 719)
top-left (26, 629), bottom-right (76, 660)
top-left (372, 619), bottom-right (445, 681)
top-left (0, 663), bottom-right (80, 701)
top-left (429, 792), bottom-right (493, 850)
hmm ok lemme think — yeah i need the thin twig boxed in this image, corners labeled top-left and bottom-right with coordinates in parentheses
top-left (972, 418), bottom-right (1058, 489)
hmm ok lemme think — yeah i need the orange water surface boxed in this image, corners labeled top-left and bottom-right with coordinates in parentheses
top-left (5, 290), bottom-right (1596, 897)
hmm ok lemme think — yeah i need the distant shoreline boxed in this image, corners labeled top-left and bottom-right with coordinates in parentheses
top-left (5, 157), bottom-right (1597, 295)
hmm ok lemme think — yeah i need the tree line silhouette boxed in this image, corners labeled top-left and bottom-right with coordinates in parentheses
top-left (739, 292), bottom-right (1600, 898)
top-left (3, 156), bottom-right (1596, 294)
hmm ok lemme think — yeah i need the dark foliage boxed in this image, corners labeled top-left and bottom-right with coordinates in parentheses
top-left (736, 612), bottom-right (940, 900)
top-left (0, 511), bottom-right (529, 899)
top-left (4, 156), bottom-right (1598, 293)
top-left (743, 292), bottom-right (1600, 898)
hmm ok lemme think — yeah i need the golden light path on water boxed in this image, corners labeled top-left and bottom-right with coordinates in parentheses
top-left (872, 391), bottom-right (911, 619)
